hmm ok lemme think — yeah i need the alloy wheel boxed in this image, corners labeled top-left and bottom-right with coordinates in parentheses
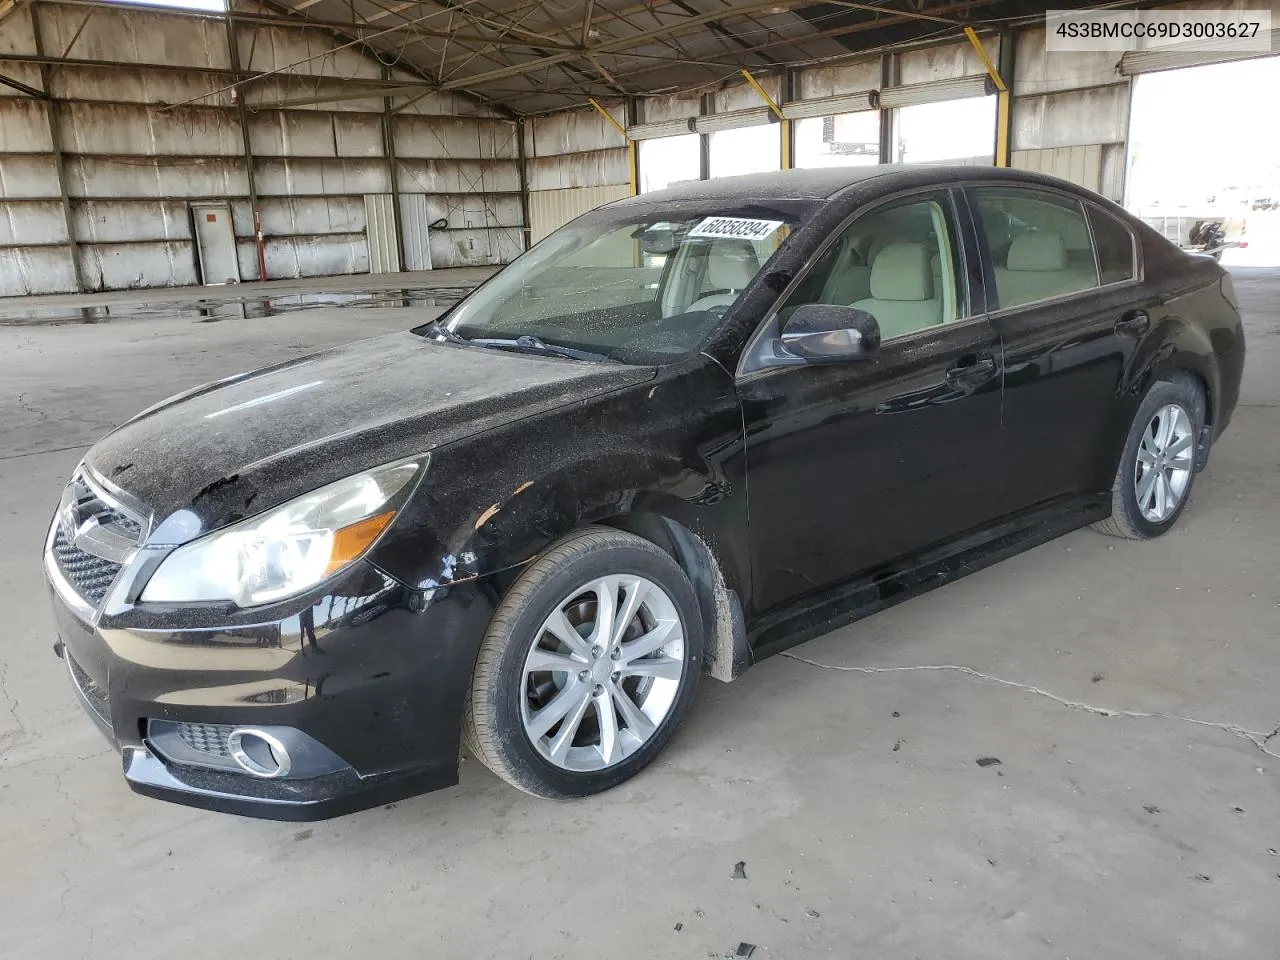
top-left (1134, 402), bottom-right (1194, 523)
top-left (520, 575), bottom-right (685, 772)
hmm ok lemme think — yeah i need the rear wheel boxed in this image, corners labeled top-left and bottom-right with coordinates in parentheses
top-left (463, 527), bottom-right (702, 799)
top-left (1093, 375), bottom-right (1205, 540)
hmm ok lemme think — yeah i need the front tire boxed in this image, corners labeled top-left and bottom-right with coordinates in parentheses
top-left (463, 526), bottom-right (703, 799)
top-left (1093, 375), bottom-right (1205, 540)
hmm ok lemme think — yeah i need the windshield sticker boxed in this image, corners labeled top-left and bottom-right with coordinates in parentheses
top-left (688, 217), bottom-right (784, 241)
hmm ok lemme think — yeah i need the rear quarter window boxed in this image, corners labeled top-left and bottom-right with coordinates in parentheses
top-left (1087, 206), bottom-right (1137, 285)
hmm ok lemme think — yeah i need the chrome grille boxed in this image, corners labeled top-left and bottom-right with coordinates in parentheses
top-left (52, 526), bottom-right (124, 605)
top-left (48, 469), bottom-right (145, 609)
top-left (176, 722), bottom-right (234, 759)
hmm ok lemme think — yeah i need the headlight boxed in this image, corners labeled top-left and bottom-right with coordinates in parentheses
top-left (140, 454), bottom-right (427, 607)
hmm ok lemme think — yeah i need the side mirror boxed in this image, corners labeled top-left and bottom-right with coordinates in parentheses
top-left (780, 304), bottom-right (881, 362)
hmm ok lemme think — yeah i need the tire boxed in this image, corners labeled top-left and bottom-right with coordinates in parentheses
top-left (462, 526), bottom-right (703, 799)
top-left (1093, 374), bottom-right (1206, 540)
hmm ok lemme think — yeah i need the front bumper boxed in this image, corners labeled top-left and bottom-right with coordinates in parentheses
top-left (49, 558), bottom-right (498, 821)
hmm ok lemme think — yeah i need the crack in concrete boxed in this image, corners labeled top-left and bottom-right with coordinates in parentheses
top-left (0, 661), bottom-right (29, 744)
top-left (781, 653), bottom-right (1280, 761)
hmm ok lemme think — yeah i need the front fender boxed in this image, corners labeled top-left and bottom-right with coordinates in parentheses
top-left (368, 360), bottom-right (751, 603)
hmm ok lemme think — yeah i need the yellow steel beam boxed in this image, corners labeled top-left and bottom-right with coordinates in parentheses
top-left (740, 68), bottom-right (791, 169)
top-left (587, 96), bottom-right (628, 138)
top-left (963, 25), bottom-right (1010, 167)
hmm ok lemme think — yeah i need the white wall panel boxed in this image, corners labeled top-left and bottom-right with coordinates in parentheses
top-left (59, 102), bottom-right (242, 157)
top-left (900, 37), bottom-right (999, 85)
top-left (79, 241), bottom-right (199, 290)
top-left (0, 200), bottom-right (67, 244)
top-left (74, 200), bottom-right (192, 243)
top-left (1012, 84), bottom-right (1130, 152)
top-left (52, 67), bottom-right (224, 106)
top-left (253, 158), bottom-right (390, 197)
top-left (0, 246), bottom-right (77, 295)
top-left (531, 106), bottom-right (626, 156)
top-left (41, 6), bottom-right (229, 70)
top-left (65, 157), bottom-right (249, 198)
top-left (0, 98), bottom-right (51, 153)
top-left (527, 150), bottom-right (629, 191)
top-left (0, 155), bottom-right (59, 198)
top-left (396, 158), bottom-right (520, 194)
top-left (799, 59), bottom-right (881, 99)
top-left (528, 184), bottom-right (629, 243)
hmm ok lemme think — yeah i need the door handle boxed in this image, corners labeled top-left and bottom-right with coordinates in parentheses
top-left (1115, 309), bottom-right (1150, 336)
top-left (944, 355), bottom-right (997, 385)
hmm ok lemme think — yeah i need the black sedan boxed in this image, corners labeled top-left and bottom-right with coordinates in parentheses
top-left (44, 166), bottom-right (1245, 819)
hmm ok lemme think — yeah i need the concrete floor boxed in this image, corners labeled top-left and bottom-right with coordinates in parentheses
top-left (1, 269), bottom-right (1278, 959)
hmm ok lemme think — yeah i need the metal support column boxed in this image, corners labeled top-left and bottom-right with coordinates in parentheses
top-left (225, 11), bottom-right (267, 280)
top-left (30, 7), bottom-right (86, 293)
top-left (516, 118), bottom-right (532, 252)
top-left (699, 92), bottom-right (712, 181)
top-left (879, 53), bottom-right (897, 165)
top-left (381, 65), bottom-right (406, 270)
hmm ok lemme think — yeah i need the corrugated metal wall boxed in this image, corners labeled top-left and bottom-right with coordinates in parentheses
top-left (526, 105), bottom-right (631, 239)
top-left (0, 1), bottom-right (524, 296)
top-left (529, 185), bottom-right (631, 244)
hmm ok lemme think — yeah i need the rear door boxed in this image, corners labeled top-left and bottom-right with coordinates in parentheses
top-left (965, 186), bottom-right (1147, 513)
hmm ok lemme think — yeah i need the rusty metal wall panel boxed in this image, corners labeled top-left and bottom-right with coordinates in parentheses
top-left (364, 193), bottom-right (400, 274)
top-left (642, 92), bottom-right (701, 124)
top-left (395, 115), bottom-right (520, 160)
top-left (528, 184), bottom-right (629, 244)
top-left (1014, 29), bottom-right (1123, 96)
top-left (715, 76), bottom-right (780, 112)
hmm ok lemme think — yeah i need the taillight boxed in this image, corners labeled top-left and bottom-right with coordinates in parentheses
top-left (1220, 272), bottom-right (1239, 310)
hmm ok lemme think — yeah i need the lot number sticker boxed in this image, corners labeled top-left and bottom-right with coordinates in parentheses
top-left (689, 217), bottom-right (784, 241)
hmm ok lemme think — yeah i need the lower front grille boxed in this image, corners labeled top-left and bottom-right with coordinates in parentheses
top-left (52, 527), bottom-right (124, 606)
top-left (66, 653), bottom-right (110, 727)
top-left (176, 722), bottom-right (234, 759)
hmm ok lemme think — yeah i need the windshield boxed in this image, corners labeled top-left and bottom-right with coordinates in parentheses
top-left (418, 204), bottom-right (805, 364)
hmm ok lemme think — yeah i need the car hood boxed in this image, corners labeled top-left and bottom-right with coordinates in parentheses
top-left (85, 332), bottom-right (654, 541)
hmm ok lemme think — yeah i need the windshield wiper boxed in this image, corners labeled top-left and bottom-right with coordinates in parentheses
top-left (468, 335), bottom-right (617, 364)
top-left (422, 321), bottom-right (470, 345)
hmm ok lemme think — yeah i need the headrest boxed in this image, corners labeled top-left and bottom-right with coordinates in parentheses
top-left (706, 240), bottom-right (759, 291)
top-left (869, 242), bottom-right (933, 302)
top-left (1007, 231), bottom-right (1067, 271)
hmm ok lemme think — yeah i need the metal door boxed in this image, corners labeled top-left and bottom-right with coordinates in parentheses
top-left (191, 202), bottom-right (240, 285)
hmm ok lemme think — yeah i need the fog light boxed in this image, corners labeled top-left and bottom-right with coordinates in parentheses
top-left (227, 728), bottom-right (292, 778)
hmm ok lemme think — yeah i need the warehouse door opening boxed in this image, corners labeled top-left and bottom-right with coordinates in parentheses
top-left (1126, 57), bottom-right (1280, 266)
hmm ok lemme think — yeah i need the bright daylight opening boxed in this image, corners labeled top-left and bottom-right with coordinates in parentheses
top-left (1127, 57), bottom-right (1280, 267)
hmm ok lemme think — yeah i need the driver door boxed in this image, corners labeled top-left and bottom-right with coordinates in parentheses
top-left (738, 189), bottom-right (1006, 615)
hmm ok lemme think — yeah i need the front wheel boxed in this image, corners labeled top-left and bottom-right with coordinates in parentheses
top-left (1093, 375), bottom-right (1206, 540)
top-left (463, 527), bottom-right (703, 799)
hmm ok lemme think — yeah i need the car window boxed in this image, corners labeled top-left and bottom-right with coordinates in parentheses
top-left (1087, 206), bottom-right (1136, 284)
top-left (779, 194), bottom-right (962, 342)
top-left (971, 188), bottom-right (1100, 310)
top-left (430, 208), bottom-right (801, 364)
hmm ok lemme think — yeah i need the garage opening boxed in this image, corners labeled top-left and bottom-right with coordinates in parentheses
top-left (1126, 57), bottom-right (1280, 267)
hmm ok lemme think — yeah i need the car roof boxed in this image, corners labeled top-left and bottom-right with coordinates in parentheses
top-left (610, 164), bottom-right (1099, 206)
